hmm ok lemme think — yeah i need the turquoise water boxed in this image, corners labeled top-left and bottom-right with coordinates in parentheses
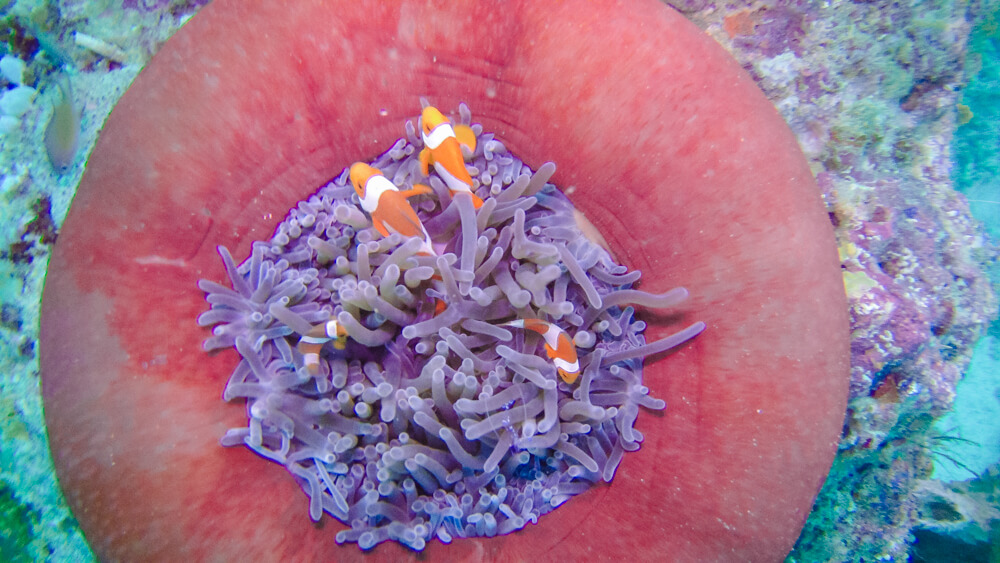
top-left (1, 1), bottom-right (998, 561)
top-left (954, 9), bottom-right (1000, 241)
top-left (937, 6), bottom-right (1000, 484)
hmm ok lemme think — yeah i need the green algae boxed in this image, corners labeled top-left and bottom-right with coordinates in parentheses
top-left (0, 482), bottom-right (40, 562)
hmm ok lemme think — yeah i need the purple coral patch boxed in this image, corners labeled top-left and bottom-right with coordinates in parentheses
top-left (198, 105), bottom-right (704, 551)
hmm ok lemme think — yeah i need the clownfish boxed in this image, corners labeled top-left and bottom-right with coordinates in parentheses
top-left (297, 319), bottom-right (348, 375)
top-left (433, 297), bottom-right (448, 317)
top-left (349, 162), bottom-right (436, 256)
top-left (502, 319), bottom-right (580, 384)
top-left (419, 106), bottom-right (484, 209)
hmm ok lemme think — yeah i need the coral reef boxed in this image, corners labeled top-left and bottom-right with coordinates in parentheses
top-left (911, 464), bottom-right (1000, 561)
top-left (0, 53), bottom-right (36, 134)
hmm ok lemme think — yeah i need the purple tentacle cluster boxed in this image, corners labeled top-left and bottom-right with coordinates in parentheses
top-left (198, 104), bottom-right (704, 551)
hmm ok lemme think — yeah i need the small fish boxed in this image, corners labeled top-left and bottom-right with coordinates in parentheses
top-left (44, 75), bottom-right (80, 174)
top-left (419, 105), bottom-right (484, 209)
top-left (297, 320), bottom-right (348, 375)
top-left (502, 319), bottom-right (580, 384)
top-left (349, 162), bottom-right (436, 256)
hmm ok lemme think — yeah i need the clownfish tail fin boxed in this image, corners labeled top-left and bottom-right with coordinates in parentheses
top-left (454, 124), bottom-right (477, 157)
top-left (471, 192), bottom-right (484, 209)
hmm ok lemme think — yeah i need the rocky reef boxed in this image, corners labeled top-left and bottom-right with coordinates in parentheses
top-left (670, 0), bottom-right (1000, 559)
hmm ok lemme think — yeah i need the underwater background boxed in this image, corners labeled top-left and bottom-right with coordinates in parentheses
top-left (0, 0), bottom-right (998, 561)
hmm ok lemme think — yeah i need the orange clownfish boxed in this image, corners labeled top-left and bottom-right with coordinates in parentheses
top-left (419, 106), bottom-right (484, 209)
top-left (297, 320), bottom-right (348, 375)
top-left (502, 319), bottom-right (580, 384)
top-left (349, 162), bottom-right (436, 256)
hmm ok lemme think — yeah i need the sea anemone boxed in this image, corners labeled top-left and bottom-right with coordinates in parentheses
top-left (40, 1), bottom-right (849, 560)
top-left (198, 106), bottom-right (704, 550)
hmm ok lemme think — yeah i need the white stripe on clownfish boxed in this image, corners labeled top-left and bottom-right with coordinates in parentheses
top-left (356, 173), bottom-right (395, 214)
top-left (349, 162), bottom-right (436, 256)
top-left (419, 105), bottom-right (483, 209)
top-left (296, 319), bottom-right (348, 375)
top-left (502, 318), bottom-right (581, 384)
top-left (422, 122), bottom-right (456, 150)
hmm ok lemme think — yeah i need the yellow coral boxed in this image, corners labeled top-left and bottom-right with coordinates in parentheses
top-left (838, 241), bottom-right (860, 263)
top-left (843, 270), bottom-right (879, 299)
